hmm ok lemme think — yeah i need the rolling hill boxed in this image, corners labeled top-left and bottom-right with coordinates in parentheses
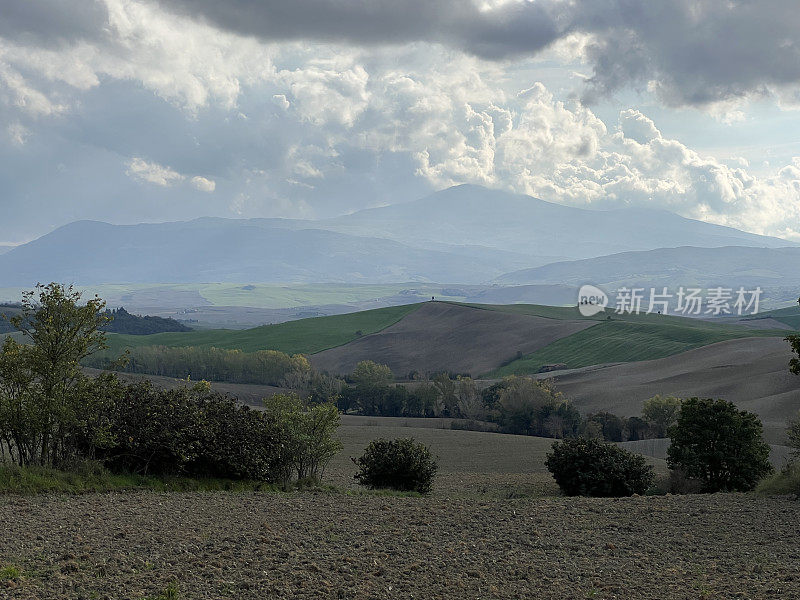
top-left (98, 301), bottom-right (793, 380)
top-left (308, 302), bottom-right (595, 376)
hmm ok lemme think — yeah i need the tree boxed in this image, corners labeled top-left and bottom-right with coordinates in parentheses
top-left (351, 360), bottom-right (393, 388)
top-left (454, 377), bottom-right (484, 420)
top-left (0, 284), bottom-right (115, 467)
top-left (264, 394), bottom-right (342, 483)
top-left (667, 397), bottom-right (772, 492)
top-left (786, 410), bottom-right (800, 457)
top-left (786, 296), bottom-right (800, 375)
top-left (432, 373), bottom-right (458, 417)
top-left (585, 411), bottom-right (625, 442)
top-left (788, 337), bottom-right (800, 375)
top-left (641, 395), bottom-right (682, 437)
top-left (625, 416), bottom-right (650, 441)
top-left (349, 361), bottom-right (393, 415)
top-left (496, 376), bottom-right (562, 435)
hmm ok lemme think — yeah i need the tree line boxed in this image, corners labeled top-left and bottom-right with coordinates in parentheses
top-left (85, 344), bottom-right (311, 388)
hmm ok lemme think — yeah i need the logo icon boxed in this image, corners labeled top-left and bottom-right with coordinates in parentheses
top-left (578, 284), bottom-right (609, 317)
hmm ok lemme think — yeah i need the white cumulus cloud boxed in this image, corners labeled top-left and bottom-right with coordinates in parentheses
top-left (126, 157), bottom-right (185, 187)
top-left (190, 176), bottom-right (216, 192)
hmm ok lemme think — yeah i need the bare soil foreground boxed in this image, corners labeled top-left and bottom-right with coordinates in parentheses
top-left (2, 492), bottom-right (799, 600)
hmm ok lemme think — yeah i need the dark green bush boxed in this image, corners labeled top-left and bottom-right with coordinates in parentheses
top-left (101, 381), bottom-right (288, 481)
top-left (545, 438), bottom-right (655, 497)
top-left (667, 397), bottom-right (772, 492)
top-left (353, 438), bottom-right (438, 494)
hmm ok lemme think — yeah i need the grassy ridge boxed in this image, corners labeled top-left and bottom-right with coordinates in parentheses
top-left (486, 319), bottom-right (789, 378)
top-left (104, 303), bottom-right (422, 355)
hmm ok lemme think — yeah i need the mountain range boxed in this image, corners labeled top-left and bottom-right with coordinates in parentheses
top-left (0, 185), bottom-right (795, 287)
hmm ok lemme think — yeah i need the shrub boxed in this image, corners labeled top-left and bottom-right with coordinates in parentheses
top-left (353, 438), bottom-right (438, 494)
top-left (756, 462), bottom-right (800, 496)
top-left (545, 438), bottom-right (655, 497)
top-left (667, 397), bottom-right (772, 492)
top-left (102, 381), bottom-right (288, 482)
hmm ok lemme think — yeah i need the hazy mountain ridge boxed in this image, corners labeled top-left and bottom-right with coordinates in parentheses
top-left (497, 246), bottom-right (800, 288)
top-left (0, 219), bottom-right (510, 285)
top-left (0, 185), bottom-right (795, 287)
top-left (317, 185), bottom-right (795, 259)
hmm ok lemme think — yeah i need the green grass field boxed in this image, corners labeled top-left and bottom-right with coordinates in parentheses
top-left (466, 301), bottom-right (776, 328)
top-left (756, 304), bottom-right (800, 329)
top-left (104, 303), bottom-right (421, 355)
top-left (486, 319), bottom-right (790, 378)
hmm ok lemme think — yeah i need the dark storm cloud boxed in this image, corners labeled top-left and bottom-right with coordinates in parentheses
top-left (156, 0), bottom-right (800, 106)
top-left (0, 0), bottom-right (108, 48)
top-left (154, 0), bottom-right (562, 58)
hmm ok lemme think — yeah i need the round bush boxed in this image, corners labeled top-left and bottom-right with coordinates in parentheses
top-left (545, 438), bottom-right (654, 497)
top-left (353, 438), bottom-right (438, 494)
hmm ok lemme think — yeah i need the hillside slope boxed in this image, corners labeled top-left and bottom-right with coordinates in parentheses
top-left (104, 303), bottom-right (421, 355)
top-left (309, 302), bottom-right (596, 376)
top-left (549, 337), bottom-right (800, 443)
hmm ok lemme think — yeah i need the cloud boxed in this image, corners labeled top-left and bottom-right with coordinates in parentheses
top-left (126, 157), bottom-right (184, 187)
top-left (155, 0), bottom-right (800, 109)
top-left (190, 176), bottom-right (216, 192)
top-left (3, 0), bottom-right (800, 115)
top-left (0, 0), bottom-right (799, 245)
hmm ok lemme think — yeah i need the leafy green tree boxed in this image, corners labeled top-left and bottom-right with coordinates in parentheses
top-left (351, 360), bottom-right (393, 388)
top-left (641, 395), bottom-right (682, 437)
top-left (496, 376), bottom-right (562, 435)
top-left (0, 284), bottom-right (115, 466)
top-left (432, 373), bottom-right (457, 417)
top-left (454, 377), bottom-right (484, 420)
top-left (264, 394), bottom-right (342, 483)
top-left (667, 397), bottom-right (772, 492)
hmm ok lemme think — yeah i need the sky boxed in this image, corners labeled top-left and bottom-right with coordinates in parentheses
top-left (2, 0), bottom-right (800, 245)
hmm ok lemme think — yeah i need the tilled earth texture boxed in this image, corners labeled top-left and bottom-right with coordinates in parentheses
top-left (1, 491), bottom-right (798, 599)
